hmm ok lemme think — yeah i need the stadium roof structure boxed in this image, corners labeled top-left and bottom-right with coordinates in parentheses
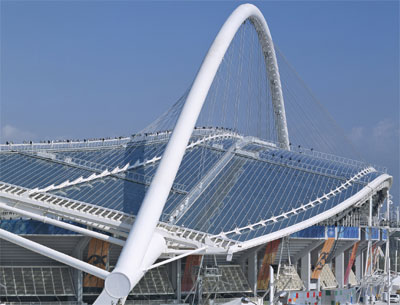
top-left (0, 3), bottom-right (393, 304)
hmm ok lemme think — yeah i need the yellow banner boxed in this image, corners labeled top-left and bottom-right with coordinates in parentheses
top-left (83, 238), bottom-right (110, 288)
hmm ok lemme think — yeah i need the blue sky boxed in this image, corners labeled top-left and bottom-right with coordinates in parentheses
top-left (1, 1), bottom-right (399, 208)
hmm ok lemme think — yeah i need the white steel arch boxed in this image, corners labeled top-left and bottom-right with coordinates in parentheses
top-left (96, 3), bottom-right (289, 303)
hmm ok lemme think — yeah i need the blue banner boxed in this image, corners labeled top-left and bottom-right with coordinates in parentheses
top-left (337, 226), bottom-right (360, 239)
top-left (365, 228), bottom-right (380, 240)
top-left (291, 225), bottom-right (326, 238)
top-left (381, 229), bottom-right (388, 241)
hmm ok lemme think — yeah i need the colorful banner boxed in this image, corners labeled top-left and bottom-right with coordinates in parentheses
top-left (83, 238), bottom-right (109, 288)
top-left (311, 238), bottom-right (335, 279)
top-left (344, 241), bottom-right (359, 284)
top-left (181, 255), bottom-right (202, 292)
top-left (257, 239), bottom-right (281, 290)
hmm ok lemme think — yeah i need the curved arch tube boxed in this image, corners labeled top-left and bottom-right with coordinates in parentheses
top-left (98, 3), bottom-right (289, 301)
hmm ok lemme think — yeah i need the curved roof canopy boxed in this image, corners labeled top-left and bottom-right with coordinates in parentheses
top-left (0, 128), bottom-right (391, 247)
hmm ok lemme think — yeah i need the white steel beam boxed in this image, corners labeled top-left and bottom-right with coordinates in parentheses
top-left (1, 184), bottom-right (221, 251)
top-left (0, 200), bottom-right (126, 247)
top-left (0, 187), bottom-right (133, 234)
top-left (0, 228), bottom-right (109, 279)
top-left (146, 246), bottom-right (207, 271)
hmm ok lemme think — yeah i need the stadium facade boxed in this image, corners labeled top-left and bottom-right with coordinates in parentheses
top-left (0, 3), bottom-right (396, 305)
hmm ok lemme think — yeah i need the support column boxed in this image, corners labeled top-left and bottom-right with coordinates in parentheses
top-left (240, 258), bottom-right (246, 274)
top-left (355, 252), bottom-right (362, 281)
top-left (169, 258), bottom-right (181, 301)
top-left (248, 251), bottom-right (258, 297)
top-left (177, 259), bottom-right (182, 302)
top-left (335, 252), bottom-right (344, 288)
top-left (311, 246), bottom-right (319, 271)
top-left (72, 237), bottom-right (90, 304)
top-left (386, 191), bottom-right (391, 305)
top-left (269, 266), bottom-right (274, 305)
top-left (301, 252), bottom-right (311, 290)
top-left (365, 196), bottom-right (373, 305)
top-left (395, 245), bottom-right (398, 274)
top-left (367, 197), bottom-right (373, 276)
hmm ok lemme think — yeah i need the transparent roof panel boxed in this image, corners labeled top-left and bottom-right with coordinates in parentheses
top-left (0, 130), bottom-right (385, 241)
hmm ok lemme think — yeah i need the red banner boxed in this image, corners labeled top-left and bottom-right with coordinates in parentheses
top-left (344, 241), bottom-right (359, 284)
top-left (181, 255), bottom-right (202, 292)
top-left (366, 243), bottom-right (377, 274)
top-left (257, 239), bottom-right (281, 290)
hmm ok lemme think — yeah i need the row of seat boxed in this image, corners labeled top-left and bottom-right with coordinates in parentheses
top-left (0, 266), bottom-right (75, 296)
